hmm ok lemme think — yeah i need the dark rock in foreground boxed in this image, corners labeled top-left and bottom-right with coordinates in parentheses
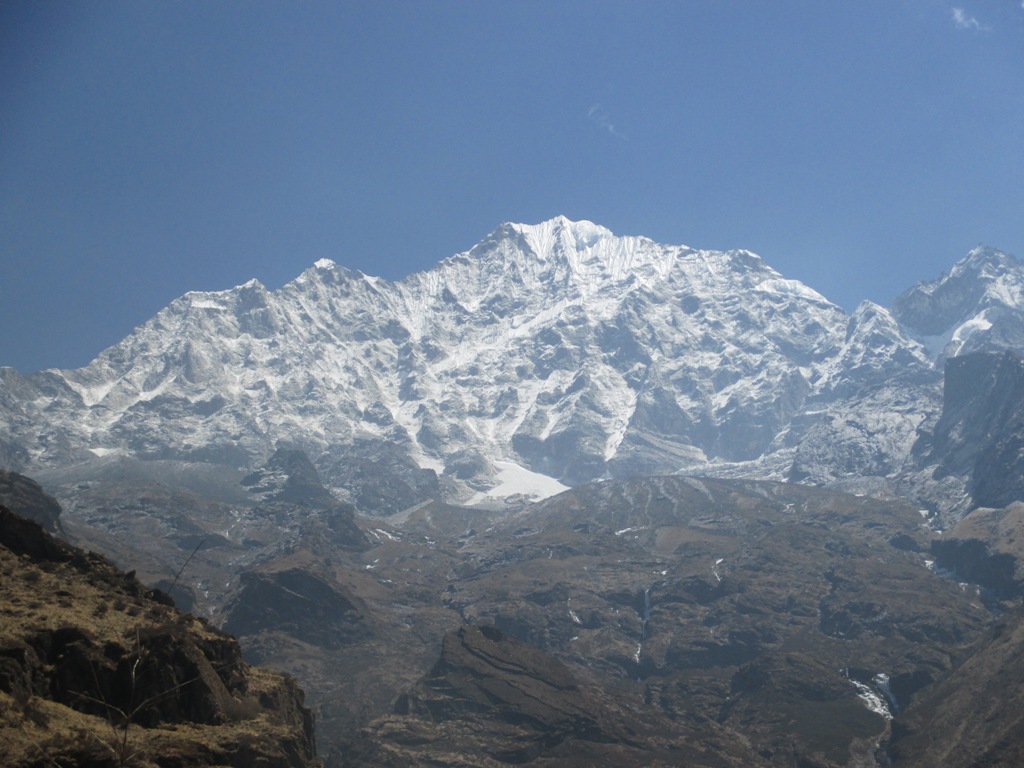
top-left (0, 505), bottom-right (319, 768)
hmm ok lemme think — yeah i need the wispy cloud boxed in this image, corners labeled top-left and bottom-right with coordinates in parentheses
top-left (951, 7), bottom-right (988, 30)
top-left (587, 104), bottom-right (627, 141)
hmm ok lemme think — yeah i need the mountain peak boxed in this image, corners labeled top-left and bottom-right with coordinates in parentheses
top-left (892, 245), bottom-right (1023, 355)
top-left (954, 245), bottom-right (1019, 280)
top-left (508, 216), bottom-right (614, 252)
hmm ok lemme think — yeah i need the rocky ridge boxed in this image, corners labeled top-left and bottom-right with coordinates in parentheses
top-left (0, 501), bottom-right (318, 768)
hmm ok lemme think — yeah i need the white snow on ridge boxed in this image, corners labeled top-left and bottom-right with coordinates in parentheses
top-left (755, 277), bottom-right (831, 303)
top-left (11, 216), bottom-right (1020, 514)
top-left (88, 447), bottom-right (122, 457)
top-left (851, 680), bottom-right (891, 719)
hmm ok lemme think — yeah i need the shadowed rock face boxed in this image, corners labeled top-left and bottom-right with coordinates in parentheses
top-left (894, 350), bottom-right (1024, 523)
top-left (0, 504), bottom-right (318, 768)
top-left (921, 352), bottom-right (1024, 477)
top-left (0, 470), bottom-right (62, 532)
top-left (224, 568), bottom-right (371, 649)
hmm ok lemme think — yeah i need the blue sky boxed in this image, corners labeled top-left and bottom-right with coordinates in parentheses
top-left (2, 1), bottom-right (1022, 372)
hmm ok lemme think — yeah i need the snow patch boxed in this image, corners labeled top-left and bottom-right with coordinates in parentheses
top-left (468, 460), bottom-right (569, 504)
top-left (755, 277), bottom-right (830, 303)
top-left (845, 671), bottom-right (893, 720)
top-left (189, 299), bottom-right (226, 310)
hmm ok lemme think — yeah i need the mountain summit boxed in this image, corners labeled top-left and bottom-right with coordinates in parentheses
top-left (893, 246), bottom-right (1024, 358)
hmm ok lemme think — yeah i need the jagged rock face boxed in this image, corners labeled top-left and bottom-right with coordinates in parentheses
top-left (910, 351), bottom-right (1024, 513)
top-left (923, 352), bottom-right (1024, 475)
top-left (242, 447), bottom-right (370, 550)
top-left (0, 506), bottom-right (317, 768)
top-left (892, 246), bottom-right (1024, 358)
top-left (242, 447), bottom-right (339, 506)
top-left (316, 438), bottom-right (441, 515)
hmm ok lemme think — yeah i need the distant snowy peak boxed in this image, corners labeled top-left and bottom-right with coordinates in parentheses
top-left (420, 217), bottom-right (842, 321)
top-left (509, 216), bottom-right (614, 257)
top-left (437, 216), bottom-right (678, 293)
top-left (893, 246), bottom-right (1024, 359)
top-left (823, 301), bottom-right (932, 393)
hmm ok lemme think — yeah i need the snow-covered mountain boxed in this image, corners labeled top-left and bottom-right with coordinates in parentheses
top-left (893, 246), bottom-right (1024, 359)
top-left (0, 217), bottom-right (1020, 516)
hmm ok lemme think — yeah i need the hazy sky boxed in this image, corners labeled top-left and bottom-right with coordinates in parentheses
top-left (2, 1), bottom-right (1022, 372)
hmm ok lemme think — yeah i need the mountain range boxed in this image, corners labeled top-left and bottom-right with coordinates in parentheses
top-left (5, 217), bottom-right (1024, 766)
top-left (3, 216), bottom-right (1023, 524)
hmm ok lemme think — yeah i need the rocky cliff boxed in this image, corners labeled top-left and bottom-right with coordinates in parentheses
top-left (0, 500), bottom-right (318, 768)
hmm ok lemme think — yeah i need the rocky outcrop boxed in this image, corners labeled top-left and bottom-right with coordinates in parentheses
top-left (0, 506), bottom-right (318, 768)
top-left (318, 438), bottom-right (442, 516)
top-left (242, 448), bottom-right (341, 507)
top-left (912, 351), bottom-right (1024, 514)
top-left (224, 568), bottom-right (371, 649)
top-left (0, 469), bottom-right (62, 532)
top-left (243, 448), bottom-right (370, 550)
top-left (929, 503), bottom-right (1024, 600)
